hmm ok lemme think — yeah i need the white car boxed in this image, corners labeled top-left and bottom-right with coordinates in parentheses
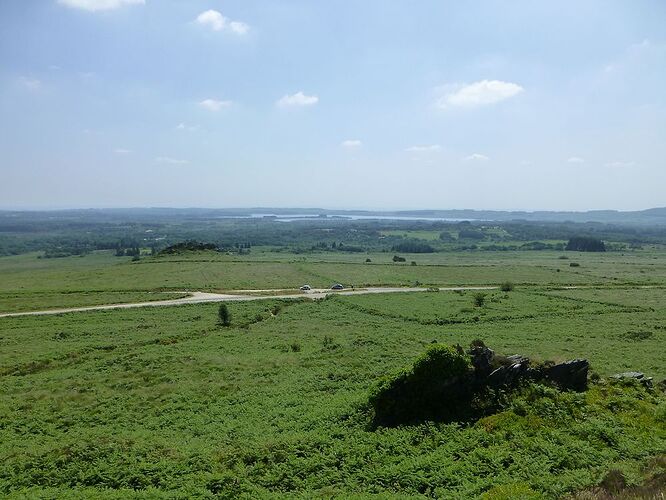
top-left (299, 284), bottom-right (312, 291)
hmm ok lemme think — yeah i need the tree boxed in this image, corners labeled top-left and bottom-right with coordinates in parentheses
top-left (218, 304), bottom-right (231, 326)
top-left (392, 241), bottom-right (435, 253)
top-left (565, 236), bottom-right (606, 252)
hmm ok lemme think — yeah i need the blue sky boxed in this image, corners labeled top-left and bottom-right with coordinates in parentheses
top-left (1, 0), bottom-right (664, 210)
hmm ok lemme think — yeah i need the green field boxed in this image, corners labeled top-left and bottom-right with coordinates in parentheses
top-left (1, 249), bottom-right (665, 497)
top-left (3, 248), bottom-right (666, 314)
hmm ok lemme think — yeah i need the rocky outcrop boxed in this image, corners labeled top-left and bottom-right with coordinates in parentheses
top-left (469, 345), bottom-right (494, 375)
top-left (469, 344), bottom-right (589, 392)
top-left (370, 341), bottom-right (653, 427)
top-left (543, 359), bottom-right (590, 392)
top-left (611, 371), bottom-right (653, 388)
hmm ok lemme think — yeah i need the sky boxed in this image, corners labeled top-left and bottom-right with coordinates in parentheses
top-left (0, 0), bottom-right (665, 211)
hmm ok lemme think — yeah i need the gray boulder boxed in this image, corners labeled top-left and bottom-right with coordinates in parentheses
top-left (487, 362), bottom-right (529, 388)
top-left (544, 359), bottom-right (589, 392)
top-left (611, 371), bottom-right (653, 388)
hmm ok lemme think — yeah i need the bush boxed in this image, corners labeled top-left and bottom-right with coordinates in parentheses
top-left (473, 292), bottom-right (486, 307)
top-left (218, 304), bottom-right (231, 326)
top-left (570, 262), bottom-right (580, 267)
top-left (411, 345), bottom-right (470, 381)
top-left (365, 258), bottom-right (371, 263)
top-left (369, 344), bottom-right (471, 427)
top-left (499, 281), bottom-right (514, 292)
top-left (392, 255), bottom-right (406, 262)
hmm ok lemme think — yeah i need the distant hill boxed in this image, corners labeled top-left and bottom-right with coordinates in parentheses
top-left (2, 207), bottom-right (666, 225)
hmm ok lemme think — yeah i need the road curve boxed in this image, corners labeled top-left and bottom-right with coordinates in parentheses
top-left (0, 286), bottom-right (497, 318)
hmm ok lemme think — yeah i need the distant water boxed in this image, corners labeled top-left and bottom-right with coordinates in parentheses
top-left (217, 213), bottom-right (479, 222)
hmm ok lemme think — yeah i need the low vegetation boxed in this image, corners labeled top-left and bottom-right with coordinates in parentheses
top-left (1, 287), bottom-right (664, 497)
top-left (1, 210), bottom-right (665, 497)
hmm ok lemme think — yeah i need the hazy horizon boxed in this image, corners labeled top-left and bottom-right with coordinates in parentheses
top-left (1, 204), bottom-right (665, 214)
top-left (1, 1), bottom-right (665, 210)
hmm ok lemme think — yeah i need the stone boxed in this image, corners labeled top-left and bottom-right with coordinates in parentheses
top-left (506, 354), bottom-right (530, 366)
top-left (611, 371), bottom-right (653, 388)
top-left (469, 346), bottom-right (495, 375)
top-left (487, 362), bottom-right (528, 388)
top-left (544, 359), bottom-right (589, 392)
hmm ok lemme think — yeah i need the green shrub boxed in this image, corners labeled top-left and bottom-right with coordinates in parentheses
top-left (480, 483), bottom-right (541, 499)
top-left (656, 402), bottom-right (666, 423)
top-left (499, 281), bottom-right (514, 292)
top-left (473, 292), bottom-right (486, 307)
top-left (369, 344), bottom-right (471, 426)
top-left (411, 344), bottom-right (470, 382)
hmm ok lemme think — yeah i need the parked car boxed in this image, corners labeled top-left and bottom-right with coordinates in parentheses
top-left (299, 284), bottom-right (311, 291)
top-left (330, 283), bottom-right (344, 290)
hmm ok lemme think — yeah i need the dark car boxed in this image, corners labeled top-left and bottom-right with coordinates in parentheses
top-left (330, 283), bottom-right (344, 290)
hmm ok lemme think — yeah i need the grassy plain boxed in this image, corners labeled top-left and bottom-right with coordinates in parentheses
top-left (0, 248), bottom-right (665, 497)
top-left (2, 248), bottom-right (666, 313)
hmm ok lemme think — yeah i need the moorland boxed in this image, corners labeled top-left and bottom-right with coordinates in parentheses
top-left (0, 208), bottom-right (665, 498)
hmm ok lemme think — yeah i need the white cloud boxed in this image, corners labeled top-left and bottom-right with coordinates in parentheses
top-left (175, 122), bottom-right (199, 131)
top-left (405, 145), bottom-right (441, 153)
top-left (199, 99), bottom-right (232, 111)
top-left (276, 91), bottom-right (319, 108)
top-left (603, 39), bottom-right (661, 74)
top-left (567, 157), bottom-right (585, 163)
top-left (196, 10), bottom-right (226, 30)
top-left (605, 161), bottom-right (635, 168)
top-left (463, 153), bottom-right (490, 161)
top-left (113, 148), bottom-right (131, 154)
top-left (229, 21), bottom-right (249, 35)
top-left (436, 80), bottom-right (524, 109)
top-left (57, 0), bottom-right (144, 12)
top-left (18, 77), bottom-right (41, 90)
top-left (341, 139), bottom-right (362, 149)
top-left (196, 10), bottom-right (249, 34)
top-left (155, 156), bottom-right (189, 165)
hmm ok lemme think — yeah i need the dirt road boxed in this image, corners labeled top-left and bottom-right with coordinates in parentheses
top-left (0, 286), bottom-right (498, 318)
